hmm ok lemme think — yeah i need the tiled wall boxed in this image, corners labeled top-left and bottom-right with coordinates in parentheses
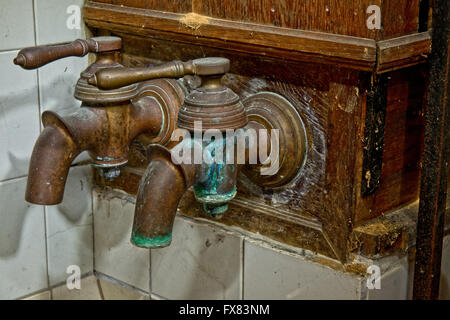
top-left (91, 190), bottom-right (450, 300)
top-left (0, 0), bottom-right (90, 300)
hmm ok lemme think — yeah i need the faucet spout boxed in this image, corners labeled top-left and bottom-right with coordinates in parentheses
top-left (132, 144), bottom-right (196, 248)
top-left (26, 114), bottom-right (80, 205)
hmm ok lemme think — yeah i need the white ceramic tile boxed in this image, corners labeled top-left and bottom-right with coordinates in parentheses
top-left (38, 56), bottom-right (87, 114)
top-left (37, 55), bottom-right (90, 164)
top-left (0, 0), bottom-right (35, 51)
top-left (46, 165), bottom-right (93, 286)
top-left (93, 193), bottom-right (150, 292)
top-left (52, 275), bottom-right (101, 300)
top-left (0, 51), bottom-right (40, 181)
top-left (151, 217), bottom-right (243, 300)
top-left (0, 177), bottom-right (47, 300)
top-left (34, 0), bottom-right (86, 45)
top-left (22, 290), bottom-right (51, 300)
top-left (243, 241), bottom-right (362, 300)
top-left (367, 262), bottom-right (409, 300)
top-left (440, 235), bottom-right (450, 299)
top-left (98, 279), bottom-right (149, 300)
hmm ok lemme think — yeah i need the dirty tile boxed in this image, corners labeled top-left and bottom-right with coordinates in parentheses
top-left (0, 177), bottom-right (47, 300)
top-left (52, 275), bottom-right (101, 300)
top-left (22, 290), bottom-right (51, 300)
top-left (243, 240), bottom-right (362, 300)
top-left (98, 278), bottom-right (149, 300)
top-left (367, 261), bottom-right (409, 300)
top-left (38, 56), bottom-right (87, 114)
top-left (151, 217), bottom-right (243, 300)
top-left (0, 51), bottom-right (40, 181)
top-left (440, 235), bottom-right (450, 299)
top-left (36, 46), bottom-right (89, 164)
top-left (0, 0), bottom-right (35, 51)
top-left (93, 193), bottom-right (150, 292)
top-left (46, 165), bottom-right (93, 286)
top-left (34, 0), bottom-right (86, 45)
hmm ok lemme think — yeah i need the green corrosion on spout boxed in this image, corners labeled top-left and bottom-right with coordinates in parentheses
top-left (131, 232), bottom-right (172, 248)
top-left (192, 135), bottom-right (238, 218)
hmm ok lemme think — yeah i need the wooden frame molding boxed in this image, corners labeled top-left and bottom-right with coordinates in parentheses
top-left (83, 2), bottom-right (431, 73)
top-left (377, 32), bottom-right (431, 73)
top-left (83, 2), bottom-right (377, 71)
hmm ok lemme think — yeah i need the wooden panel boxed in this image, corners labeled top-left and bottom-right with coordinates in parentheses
top-left (381, 0), bottom-right (421, 39)
top-left (354, 65), bottom-right (427, 224)
top-left (83, 2), bottom-right (377, 71)
top-left (377, 32), bottom-right (431, 73)
top-left (193, 0), bottom-right (379, 38)
top-left (88, 0), bottom-right (421, 39)
top-left (89, 0), bottom-right (192, 12)
top-left (88, 34), bottom-right (367, 261)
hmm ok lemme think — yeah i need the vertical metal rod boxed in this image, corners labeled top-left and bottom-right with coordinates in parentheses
top-left (413, 0), bottom-right (449, 300)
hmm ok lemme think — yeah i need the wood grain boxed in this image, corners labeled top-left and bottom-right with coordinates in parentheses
top-left (377, 31), bottom-right (431, 72)
top-left (83, 1), bottom-right (377, 71)
top-left (88, 0), bottom-right (421, 39)
top-left (354, 65), bottom-right (427, 224)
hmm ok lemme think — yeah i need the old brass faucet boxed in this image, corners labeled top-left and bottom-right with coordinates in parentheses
top-left (14, 36), bottom-right (184, 205)
top-left (89, 57), bottom-right (308, 248)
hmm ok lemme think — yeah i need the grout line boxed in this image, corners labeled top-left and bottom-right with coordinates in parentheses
top-left (43, 206), bottom-right (51, 298)
top-left (31, 0), bottom-right (42, 133)
top-left (0, 175), bottom-right (28, 184)
top-left (150, 292), bottom-right (168, 300)
top-left (0, 48), bottom-right (22, 54)
top-left (32, 0), bottom-right (38, 47)
top-left (241, 238), bottom-right (245, 300)
top-left (96, 278), bottom-right (105, 300)
top-left (149, 249), bottom-right (152, 295)
top-left (48, 271), bottom-right (95, 291)
top-left (91, 188), bottom-right (96, 273)
top-left (16, 272), bottom-right (94, 300)
top-left (94, 271), bottom-right (150, 297)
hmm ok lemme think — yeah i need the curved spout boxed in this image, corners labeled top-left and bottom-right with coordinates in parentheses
top-left (26, 123), bottom-right (80, 205)
top-left (132, 144), bottom-right (196, 248)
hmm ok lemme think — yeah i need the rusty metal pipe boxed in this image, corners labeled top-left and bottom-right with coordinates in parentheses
top-left (132, 145), bottom-right (196, 248)
top-left (25, 95), bottom-right (166, 206)
top-left (17, 37), bottom-right (185, 207)
top-left (26, 124), bottom-right (80, 205)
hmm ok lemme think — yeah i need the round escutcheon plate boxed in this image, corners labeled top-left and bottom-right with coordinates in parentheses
top-left (242, 92), bottom-right (308, 188)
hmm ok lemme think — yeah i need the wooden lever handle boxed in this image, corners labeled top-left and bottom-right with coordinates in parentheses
top-left (13, 39), bottom-right (91, 69)
top-left (13, 36), bottom-right (122, 70)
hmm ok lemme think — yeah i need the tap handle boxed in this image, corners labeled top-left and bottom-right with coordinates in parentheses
top-left (13, 36), bottom-right (122, 70)
top-left (88, 57), bottom-right (230, 90)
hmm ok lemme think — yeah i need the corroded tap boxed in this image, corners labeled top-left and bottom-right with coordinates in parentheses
top-left (14, 36), bottom-right (184, 205)
top-left (90, 57), bottom-right (309, 249)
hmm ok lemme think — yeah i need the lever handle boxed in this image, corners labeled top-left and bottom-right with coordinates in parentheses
top-left (13, 36), bottom-right (122, 70)
top-left (88, 57), bottom-right (230, 90)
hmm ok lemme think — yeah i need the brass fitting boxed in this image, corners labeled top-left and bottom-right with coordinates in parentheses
top-left (14, 36), bottom-right (184, 204)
